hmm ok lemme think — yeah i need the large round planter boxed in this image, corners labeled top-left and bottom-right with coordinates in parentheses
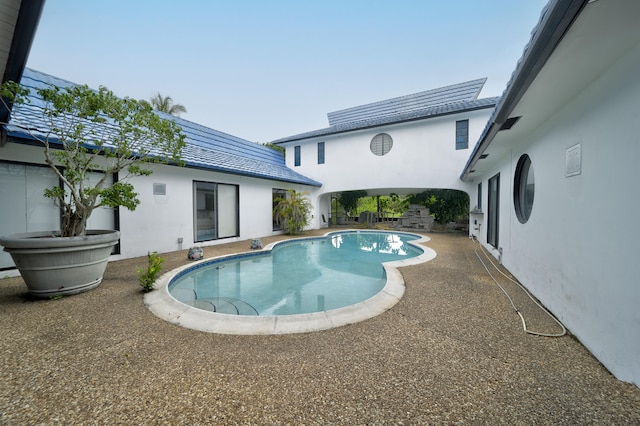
top-left (0, 230), bottom-right (120, 298)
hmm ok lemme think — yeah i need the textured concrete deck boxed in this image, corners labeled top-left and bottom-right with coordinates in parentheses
top-left (1, 230), bottom-right (639, 424)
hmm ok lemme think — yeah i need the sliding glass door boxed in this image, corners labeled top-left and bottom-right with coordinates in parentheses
top-left (193, 181), bottom-right (239, 242)
top-left (487, 173), bottom-right (500, 248)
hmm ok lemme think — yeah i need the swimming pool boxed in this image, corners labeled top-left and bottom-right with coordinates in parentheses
top-left (145, 230), bottom-right (436, 334)
top-left (170, 231), bottom-right (422, 316)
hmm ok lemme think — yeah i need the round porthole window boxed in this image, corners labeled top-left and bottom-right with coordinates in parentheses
top-left (514, 154), bottom-right (535, 223)
top-left (370, 133), bottom-right (393, 156)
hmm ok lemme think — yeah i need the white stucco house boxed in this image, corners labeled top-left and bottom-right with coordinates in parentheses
top-left (271, 0), bottom-right (640, 387)
top-left (0, 68), bottom-right (321, 271)
top-left (1, 0), bottom-right (639, 387)
top-left (459, 0), bottom-right (640, 386)
top-left (272, 79), bottom-right (498, 228)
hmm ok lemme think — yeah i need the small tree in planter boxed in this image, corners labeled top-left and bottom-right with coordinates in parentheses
top-left (1, 81), bottom-right (186, 237)
top-left (273, 189), bottom-right (313, 235)
top-left (0, 81), bottom-right (186, 297)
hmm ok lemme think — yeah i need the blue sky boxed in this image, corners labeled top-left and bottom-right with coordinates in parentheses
top-left (26, 0), bottom-right (548, 143)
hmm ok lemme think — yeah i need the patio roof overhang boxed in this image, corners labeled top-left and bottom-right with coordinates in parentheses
top-left (0, 0), bottom-right (45, 126)
top-left (461, 0), bottom-right (589, 181)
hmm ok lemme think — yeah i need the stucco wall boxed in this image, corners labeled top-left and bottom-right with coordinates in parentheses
top-left (472, 43), bottom-right (640, 385)
top-left (0, 142), bottom-right (311, 263)
top-left (284, 108), bottom-right (493, 228)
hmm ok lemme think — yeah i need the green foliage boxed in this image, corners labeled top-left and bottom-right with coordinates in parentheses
top-left (338, 193), bottom-right (409, 219)
top-left (409, 189), bottom-right (470, 224)
top-left (1, 80), bottom-right (29, 101)
top-left (273, 189), bottom-right (313, 235)
top-left (262, 142), bottom-right (285, 155)
top-left (149, 92), bottom-right (187, 116)
top-left (383, 193), bottom-right (410, 216)
top-left (357, 196), bottom-right (378, 213)
top-left (137, 251), bottom-right (165, 292)
top-left (2, 81), bottom-right (186, 237)
top-left (338, 190), bottom-right (367, 216)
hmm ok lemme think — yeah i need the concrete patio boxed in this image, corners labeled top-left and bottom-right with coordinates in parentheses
top-left (1, 230), bottom-right (639, 424)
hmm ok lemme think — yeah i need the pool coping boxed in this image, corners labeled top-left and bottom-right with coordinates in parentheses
top-left (144, 230), bottom-right (436, 335)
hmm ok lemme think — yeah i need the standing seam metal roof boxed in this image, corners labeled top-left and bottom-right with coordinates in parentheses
top-left (3, 68), bottom-right (321, 187)
top-left (327, 78), bottom-right (488, 126)
top-left (273, 96), bottom-right (499, 144)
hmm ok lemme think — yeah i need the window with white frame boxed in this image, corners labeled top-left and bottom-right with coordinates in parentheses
top-left (193, 181), bottom-right (239, 242)
top-left (514, 154), bottom-right (535, 223)
top-left (294, 146), bottom-right (301, 166)
top-left (317, 142), bottom-right (325, 164)
top-left (370, 133), bottom-right (393, 156)
top-left (456, 120), bottom-right (469, 150)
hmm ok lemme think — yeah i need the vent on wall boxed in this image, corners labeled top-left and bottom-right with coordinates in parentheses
top-left (565, 143), bottom-right (582, 177)
top-left (499, 116), bottom-right (521, 130)
top-left (153, 183), bottom-right (167, 195)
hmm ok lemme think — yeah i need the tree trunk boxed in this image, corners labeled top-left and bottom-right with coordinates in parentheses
top-left (62, 210), bottom-right (88, 237)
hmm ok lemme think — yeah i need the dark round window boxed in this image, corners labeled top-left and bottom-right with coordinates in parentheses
top-left (370, 133), bottom-right (393, 156)
top-left (514, 154), bottom-right (535, 223)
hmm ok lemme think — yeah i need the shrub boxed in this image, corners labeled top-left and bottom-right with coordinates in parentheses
top-left (273, 189), bottom-right (313, 235)
top-left (137, 251), bottom-right (165, 292)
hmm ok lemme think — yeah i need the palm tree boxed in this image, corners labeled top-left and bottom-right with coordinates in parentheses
top-left (149, 93), bottom-right (187, 116)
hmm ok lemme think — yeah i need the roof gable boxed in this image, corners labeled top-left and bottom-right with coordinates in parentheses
top-left (4, 68), bottom-right (321, 187)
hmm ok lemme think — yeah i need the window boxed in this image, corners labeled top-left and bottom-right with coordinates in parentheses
top-left (477, 182), bottom-right (482, 210)
top-left (82, 171), bottom-right (117, 235)
top-left (514, 154), bottom-right (535, 223)
top-left (370, 133), bottom-right (393, 156)
top-left (193, 181), bottom-right (239, 242)
top-left (294, 146), bottom-right (301, 166)
top-left (487, 173), bottom-right (500, 248)
top-left (456, 120), bottom-right (469, 150)
top-left (0, 162), bottom-right (59, 269)
top-left (317, 142), bottom-right (325, 164)
top-left (1, 162), bottom-right (120, 270)
top-left (217, 184), bottom-right (239, 238)
top-left (272, 189), bottom-right (287, 231)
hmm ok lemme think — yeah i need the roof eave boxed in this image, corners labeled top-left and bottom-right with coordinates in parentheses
top-left (273, 101), bottom-right (497, 145)
top-left (0, 0), bottom-right (46, 124)
top-left (3, 130), bottom-right (322, 188)
top-left (460, 0), bottom-right (588, 181)
top-left (179, 160), bottom-right (323, 187)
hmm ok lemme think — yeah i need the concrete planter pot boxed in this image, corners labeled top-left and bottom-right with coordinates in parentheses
top-left (0, 230), bottom-right (120, 298)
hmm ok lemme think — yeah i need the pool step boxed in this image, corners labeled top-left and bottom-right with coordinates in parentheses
top-left (170, 288), bottom-right (259, 315)
top-left (196, 297), bottom-right (259, 316)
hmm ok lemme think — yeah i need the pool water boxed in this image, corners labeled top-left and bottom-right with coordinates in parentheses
top-left (169, 231), bottom-right (423, 316)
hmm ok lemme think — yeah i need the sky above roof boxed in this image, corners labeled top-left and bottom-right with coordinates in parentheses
top-left (26, 0), bottom-right (547, 144)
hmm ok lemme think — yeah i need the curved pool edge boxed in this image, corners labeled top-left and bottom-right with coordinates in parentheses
top-left (144, 230), bottom-right (437, 335)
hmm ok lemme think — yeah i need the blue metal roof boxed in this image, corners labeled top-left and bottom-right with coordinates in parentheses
top-left (3, 68), bottom-right (321, 187)
top-left (273, 96), bottom-right (499, 144)
top-left (327, 78), bottom-right (488, 126)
